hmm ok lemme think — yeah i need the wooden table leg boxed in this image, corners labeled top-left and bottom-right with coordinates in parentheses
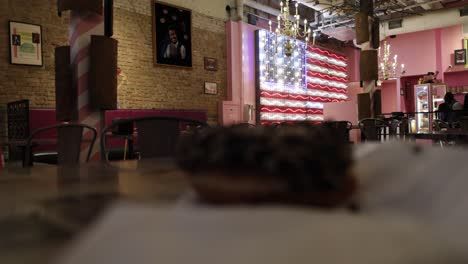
top-left (123, 138), bottom-right (128, 161)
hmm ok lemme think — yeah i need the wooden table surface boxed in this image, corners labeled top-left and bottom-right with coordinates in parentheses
top-left (3, 143), bottom-right (468, 263)
top-left (0, 160), bottom-right (190, 264)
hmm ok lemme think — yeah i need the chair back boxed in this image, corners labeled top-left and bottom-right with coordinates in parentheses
top-left (7, 100), bottom-right (30, 160)
top-left (7, 100), bottom-right (30, 141)
top-left (136, 119), bottom-right (180, 159)
top-left (460, 117), bottom-right (468, 131)
top-left (24, 123), bottom-right (97, 167)
top-left (358, 118), bottom-right (388, 141)
top-left (322, 121), bottom-right (352, 142)
top-left (101, 116), bottom-right (208, 161)
top-left (433, 119), bottom-right (449, 131)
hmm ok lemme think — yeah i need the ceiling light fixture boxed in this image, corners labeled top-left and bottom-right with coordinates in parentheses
top-left (268, 0), bottom-right (311, 56)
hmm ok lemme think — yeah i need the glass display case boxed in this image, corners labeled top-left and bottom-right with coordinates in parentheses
top-left (414, 84), bottom-right (446, 132)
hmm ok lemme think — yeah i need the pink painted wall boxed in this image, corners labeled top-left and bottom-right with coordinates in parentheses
top-left (378, 80), bottom-right (399, 114)
top-left (384, 25), bottom-right (463, 78)
top-left (222, 21), bottom-right (260, 125)
top-left (226, 22), bottom-right (242, 103)
top-left (441, 25), bottom-right (463, 72)
top-left (241, 23), bottom-right (260, 124)
top-left (385, 29), bottom-right (437, 77)
top-left (345, 47), bottom-right (360, 82)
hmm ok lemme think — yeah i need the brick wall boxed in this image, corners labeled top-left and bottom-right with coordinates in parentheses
top-left (0, 0), bottom-right (229, 135)
top-left (114, 1), bottom-right (228, 124)
top-left (0, 0), bottom-right (70, 142)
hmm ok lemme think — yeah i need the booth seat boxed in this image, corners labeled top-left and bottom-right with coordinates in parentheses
top-left (103, 109), bottom-right (208, 157)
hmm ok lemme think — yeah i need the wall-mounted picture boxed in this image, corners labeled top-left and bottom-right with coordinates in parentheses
top-left (204, 82), bottom-right (218, 95)
top-left (454, 49), bottom-right (466, 65)
top-left (9, 21), bottom-right (43, 66)
top-left (204, 57), bottom-right (218, 71)
top-left (152, 1), bottom-right (192, 67)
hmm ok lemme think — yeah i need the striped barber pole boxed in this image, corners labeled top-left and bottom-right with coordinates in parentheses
top-left (257, 29), bottom-right (348, 126)
top-left (69, 11), bottom-right (104, 160)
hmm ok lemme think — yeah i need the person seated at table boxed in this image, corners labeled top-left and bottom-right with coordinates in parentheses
top-left (439, 92), bottom-right (462, 124)
top-left (437, 101), bottom-right (450, 122)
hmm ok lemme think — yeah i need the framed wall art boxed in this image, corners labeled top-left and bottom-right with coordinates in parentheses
top-left (204, 57), bottom-right (217, 71)
top-left (152, 1), bottom-right (192, 67)
top-left (204, 82), bottom-right (218, 95)
top-left (454, 49), bottom-right (466, 65)
top-left (9, 21), bottom-right (43, 66)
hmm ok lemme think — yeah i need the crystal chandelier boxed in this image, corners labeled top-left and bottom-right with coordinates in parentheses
top-left (268, 0), bottom-right (311, 57)
top-left (378, 40), bottom-right (404, 81)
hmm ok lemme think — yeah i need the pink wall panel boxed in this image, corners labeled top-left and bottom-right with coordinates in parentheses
top-left (345, 47), bottom-right (360, 82)
top-left (226, 22), bottom-right (242, 103)
top-left (386, 29), bottom-right (437, 76)
top-left (223, 21), bottom-right (261, 125)
top-left (241, 23), bottom-right (261, 124)
top-left (441, 25), bottom-right (463, 73)
top-left (379, 80), bottom-right (399, 114)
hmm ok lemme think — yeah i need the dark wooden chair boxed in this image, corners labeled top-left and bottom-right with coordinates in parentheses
top-left (358, 118), bottom-right (389, 142)
top-left (100, 116), bottom-right (208, 161)
top-left (24, 123), bottom-right (97, 167)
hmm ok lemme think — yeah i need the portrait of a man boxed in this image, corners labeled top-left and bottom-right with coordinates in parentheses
top-left (153, 1), bottom-right (192, 67)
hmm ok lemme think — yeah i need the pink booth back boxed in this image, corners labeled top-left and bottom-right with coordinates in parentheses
top-left (28, 108), bottom-right (58, 152)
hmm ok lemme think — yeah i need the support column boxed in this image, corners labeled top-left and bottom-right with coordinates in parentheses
top-left (355, 0), bottom-right (379, 118)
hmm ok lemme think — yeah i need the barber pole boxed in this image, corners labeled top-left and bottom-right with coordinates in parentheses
top-left (69, 10), bottom-right (104, 160)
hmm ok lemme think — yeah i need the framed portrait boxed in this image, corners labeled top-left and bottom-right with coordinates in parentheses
top-left (152, 1), bottom-right (192, 67)
top-left (9, 21), bottom-right (43, 66)
top-left (204, 82), bottom-right (218, 95)
top-left (204, 57), bottom-right (217, 71)
top-left (454, 49), bottom-right (466, 65)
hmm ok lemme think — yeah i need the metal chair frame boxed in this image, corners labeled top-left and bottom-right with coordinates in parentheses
top-left (24, 123), bottom-right (97, 167)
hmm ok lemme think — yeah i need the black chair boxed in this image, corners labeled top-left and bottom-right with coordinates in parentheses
top-left (6, 100), bottom-right (30, 160)
top-left (358, 118), bottom-right (389, 142)
top-left (24, 123), bottom-right (97, 167)
top-left (100, 116), bottom-right (208, 161)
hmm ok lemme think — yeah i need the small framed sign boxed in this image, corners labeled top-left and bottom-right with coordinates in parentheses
top-left (204, 57), bottom-right (217, 71)
top-left (9, 21), bottom-right (43, 66)
top-left (204, 82), bottom-right (217, 95)
top-left (454, 49), bottom-right (466, 65)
